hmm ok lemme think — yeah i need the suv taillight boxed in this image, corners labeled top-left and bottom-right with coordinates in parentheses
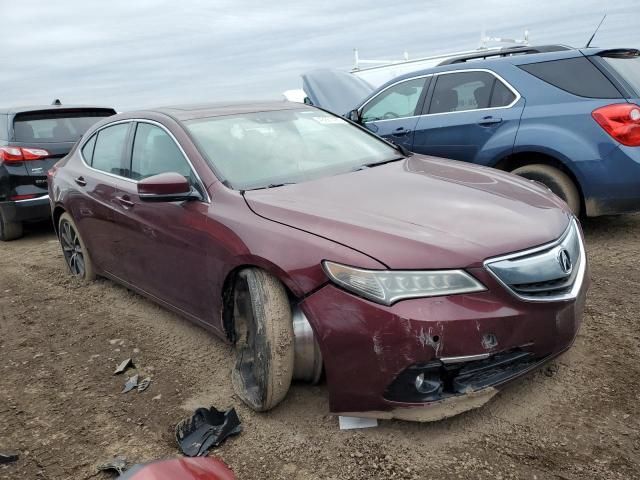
top-left (0, 146), bottom-right (50, 163)
top-left (592, 103), bottom-right (640, 146)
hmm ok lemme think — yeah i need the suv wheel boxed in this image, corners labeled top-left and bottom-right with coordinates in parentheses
top-left (511, 164), bottom-right (581, 215)
top-left (0, 211), bottom-right (23, 241)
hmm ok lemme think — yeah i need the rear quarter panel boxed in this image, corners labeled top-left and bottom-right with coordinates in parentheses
top-left (500, 63), bottom-right (621, 199)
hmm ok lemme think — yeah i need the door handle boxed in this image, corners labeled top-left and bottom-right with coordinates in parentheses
top-left (116, 195), bottom-right (134, 209)
top-left (392, 128), bottom-right (412, 137)
top-left (74, 176), bottom-right (87, 187)
top-left (478, 116), bottom-right (503, 126)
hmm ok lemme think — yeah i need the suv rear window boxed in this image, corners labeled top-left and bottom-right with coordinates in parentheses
top-left (601, 54), bottom-right (640, 96)
top-left (13, 109), bottom-right (114, 143)
top-left (519, 57), bottom-right (622, 98)
top-left (0, 115), bottom-right (7, 141)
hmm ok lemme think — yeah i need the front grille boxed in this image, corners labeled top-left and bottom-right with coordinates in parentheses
top-left (512, 276), bottom-right (574, 297)
top-left (485, 218), bottom-right (585, 301)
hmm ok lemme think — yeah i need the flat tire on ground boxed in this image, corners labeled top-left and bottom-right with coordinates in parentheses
top-left (231, 268), bottom-right (294, 412)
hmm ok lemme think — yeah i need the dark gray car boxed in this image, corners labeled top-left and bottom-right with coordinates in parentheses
top-left (0, 104), bottom-right (115, 240)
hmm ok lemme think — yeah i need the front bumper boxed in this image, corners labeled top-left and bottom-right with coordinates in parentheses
top-left (0, 195), bottom-right (51, 223)
top-left (300, 263), bottom-right (588, 419)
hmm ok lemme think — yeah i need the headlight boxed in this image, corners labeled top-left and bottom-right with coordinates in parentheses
top-left (322, 261), bottom-right (486, 305)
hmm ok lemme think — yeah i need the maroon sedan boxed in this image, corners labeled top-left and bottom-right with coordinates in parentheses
top-left (48, 102), bottom-right (588, 421)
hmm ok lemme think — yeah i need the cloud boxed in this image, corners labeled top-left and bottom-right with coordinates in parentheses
top-left (0, 0), bottom-right (638, 110)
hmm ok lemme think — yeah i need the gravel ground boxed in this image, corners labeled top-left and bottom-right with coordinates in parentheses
top-left (1, 215), bottom-right (639, 480)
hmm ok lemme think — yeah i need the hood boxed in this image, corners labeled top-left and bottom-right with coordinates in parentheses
top-left (244, 155), bottom-right (571, 269)
top-left (302, 69), bottom-right (374, 114)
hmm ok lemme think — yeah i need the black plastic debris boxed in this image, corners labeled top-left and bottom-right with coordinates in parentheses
top-left (0, 452), bottom-right (18, 464)
top-left (137, 377), bottom-right (152, 393)
top-left (97, 456), bottom-right (128, 475)
top-left (114, 358), bottom-right (135, 375)
top-left (121, 374), bottom-right (139, 394)
top-left (175, 407), bottom-right (242, 457)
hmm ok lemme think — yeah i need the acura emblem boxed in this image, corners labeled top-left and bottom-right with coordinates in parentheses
top-left (558, 249), bottom-right (572, 274)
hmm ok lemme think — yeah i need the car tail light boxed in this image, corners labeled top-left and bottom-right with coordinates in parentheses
top-left (592, 103), bottom-right (640, 146)
top-left (0, 146), bottom-right (50, 163)
top-left (9, 194), bottom-right (37, 201)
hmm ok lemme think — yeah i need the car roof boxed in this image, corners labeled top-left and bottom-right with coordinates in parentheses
top-left (368, 46), bottom-right (634, 93)
top-left (142, 100), bottom-right (310, 121)
top-left (0, 105), bottom-right (116, 115)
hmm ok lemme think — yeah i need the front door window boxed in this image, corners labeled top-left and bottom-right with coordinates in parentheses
top-left (361, 78), bottom-right (426, 123)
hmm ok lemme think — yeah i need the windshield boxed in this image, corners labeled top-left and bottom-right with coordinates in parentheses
top-left (185, 108), bottom-right (400, 190)
top-left (602, 55), bottom-right (640, 96)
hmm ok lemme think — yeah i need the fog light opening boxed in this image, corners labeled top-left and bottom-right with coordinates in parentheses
top-left (414, 372), bottom-right (441, 395)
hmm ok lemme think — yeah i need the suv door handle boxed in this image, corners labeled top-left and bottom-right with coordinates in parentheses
top-left (116, 195), bottom-right (134, 209)
top-left (392, 127), bottom-right (412, 137)
top-left (74, 176), bottom-right (87, 187)
top-left (478, 116), bottom-right (503, 126)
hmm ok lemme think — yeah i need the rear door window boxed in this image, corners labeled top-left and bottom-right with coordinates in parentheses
top-left (0, 115), bottom-right (7, 141)
top-left (12, 109), bottom-right (115, 143)
top-left (91, 123), bottom-right (131, 176)
top-left (519, 57), bottom-right (622, 98)
top-left (130, 123), bottom-right (192, 180)
top-left (361, 77), bottom-right (427, 122)
top-left (81, 134), bottom-right (97, 164)
top-left (428, 71), bottom-right (499, 114)
top-left (490, 81), bottom-right (517, 107)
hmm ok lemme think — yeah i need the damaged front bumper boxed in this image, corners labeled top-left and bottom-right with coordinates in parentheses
top-left (300, 263), bottom-right (588, 420)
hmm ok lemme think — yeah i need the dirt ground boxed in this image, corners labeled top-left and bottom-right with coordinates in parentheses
top-left (1, 215), bottom-right (639, 480)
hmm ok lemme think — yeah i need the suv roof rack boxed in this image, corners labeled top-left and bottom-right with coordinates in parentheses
top-left (438, 45), bottom-right (574, 66)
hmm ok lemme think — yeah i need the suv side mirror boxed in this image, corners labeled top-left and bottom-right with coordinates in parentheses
top-left (138, 172), bottom-right (200, 202)
top-left (347, 109), bottom-right (361, 123)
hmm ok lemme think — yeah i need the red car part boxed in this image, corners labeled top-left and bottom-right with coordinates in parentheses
top-left (120, 457), bottom-right (236, 480)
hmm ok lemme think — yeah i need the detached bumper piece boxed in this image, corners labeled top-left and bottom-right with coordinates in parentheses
top-left (175, 407), bottom-right (242, 457)
top-left (384, 350), bottom-right (539, 403)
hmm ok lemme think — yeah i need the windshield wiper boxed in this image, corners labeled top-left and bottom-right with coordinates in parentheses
top-left (394, 143), bottom-right (413, 157)
top-left (246, 182), bottom-right (296, 191)
top-left (354, 156), bottom-right (405, 171)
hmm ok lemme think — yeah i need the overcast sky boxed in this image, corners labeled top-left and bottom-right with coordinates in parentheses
top-left (0, 1), bottom-right (638, 111)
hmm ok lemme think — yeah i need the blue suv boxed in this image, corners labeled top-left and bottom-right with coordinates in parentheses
top-left (304, 46), bottom-right (640, 217)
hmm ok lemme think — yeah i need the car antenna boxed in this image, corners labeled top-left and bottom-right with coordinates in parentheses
top-left (52, 99), bottom-right (62, 106)
top-left (585, 14), bottom-right (606, 48)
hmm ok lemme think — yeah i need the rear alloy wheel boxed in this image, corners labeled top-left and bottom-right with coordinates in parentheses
top-left (232, 268), bottom-right (294, 412)
top-left (511, 164), bottom-right (581, 216)
top-left (0, 210), bottom-right (23, 241)
top-left (58, 212), bottom-right (95, 282)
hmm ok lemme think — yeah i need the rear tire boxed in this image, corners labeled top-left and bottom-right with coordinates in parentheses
top-left (231, 268), bottom-right (294, 412)
top-left (511, 164), bottom-right (581, 215)
top-left (0, 210), bottom-right (23, 241)
top-left (58, 213), bottom-right (96, 282)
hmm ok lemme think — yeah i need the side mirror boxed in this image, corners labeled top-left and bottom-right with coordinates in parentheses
top-left (347, 109), bottom-right (361, 123)
top-left (138, 172), bottom-right (200, 202)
